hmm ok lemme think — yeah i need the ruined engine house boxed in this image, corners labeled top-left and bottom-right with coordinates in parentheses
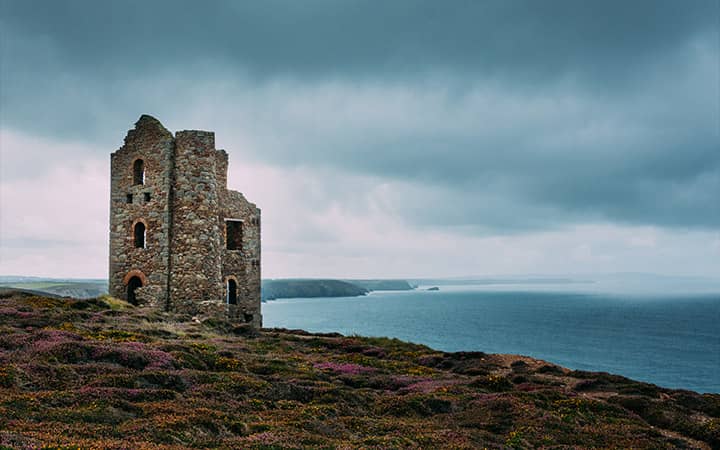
top-left (109, 115), bottom-right (261, 327)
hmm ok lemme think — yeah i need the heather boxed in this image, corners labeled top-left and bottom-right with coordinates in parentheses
top-left (0, 292), bottom-right (718, 449)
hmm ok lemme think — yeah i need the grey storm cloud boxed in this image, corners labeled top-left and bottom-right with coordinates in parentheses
top-left (2, 0), bottom-right (717, 80)
top-left (1, 0), bottom-right (718, 233)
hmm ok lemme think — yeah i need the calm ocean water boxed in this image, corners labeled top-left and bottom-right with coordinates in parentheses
top-left (263, 285), bottom-right (720, 393)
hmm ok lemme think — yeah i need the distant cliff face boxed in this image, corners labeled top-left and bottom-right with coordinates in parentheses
top-left (260, 279), bottom-right (415, 301)
top-left (0, 277), bottom-right (414, 303)
top-left (344, 279), bottom-right (415, 291)
top-left (261, 279), bottom-right (368, 300)
top-left (0, 281), bottom-right (108, 299)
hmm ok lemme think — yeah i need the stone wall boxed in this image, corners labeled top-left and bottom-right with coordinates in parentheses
top-left (108, 115), bottom-right (261, 326)
top-left (168, 131), bottom-right (224, 313)
top-left (108, 116), bottom-right (174, 309)
top-left (221, 190), bottom-right (262, 327)
top-left (215, 150), bottom-right (228, 195)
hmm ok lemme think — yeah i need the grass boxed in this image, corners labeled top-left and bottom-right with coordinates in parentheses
top-left (0, 291), bottom-right (717, 449)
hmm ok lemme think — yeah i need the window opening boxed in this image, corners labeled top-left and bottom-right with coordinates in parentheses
top-left (126, 194), bottom-right (133, 204)
top-left (226, 220), bottom-right (242, 250)
top-left (134, 222), bottom-right (146, 248)
top-left (144, 192), bottom-right (151, 202)
top-left (227, 279), bottom-right (238, 305)
top-left (133, 159), bottom-right (145, 185)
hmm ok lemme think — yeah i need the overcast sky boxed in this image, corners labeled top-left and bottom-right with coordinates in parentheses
top-left (1, 0), bottom-right (718, 279)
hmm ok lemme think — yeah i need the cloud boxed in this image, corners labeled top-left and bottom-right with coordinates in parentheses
top-left (0, 135), bottom-right (109, 277)
top-left (2, 0), bottom-right (717, 80)
top-left (130, 65), bottom-right (720, 230)
top-left (0, 1), bottom-right (718, 277)
top-left (1, 129), bottom-right (719, 278)
top-left (2, 0), bottom-right (718, 135)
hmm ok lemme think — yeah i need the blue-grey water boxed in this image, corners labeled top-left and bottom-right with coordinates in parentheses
top-left (263, 285), bottom-right (720, 393)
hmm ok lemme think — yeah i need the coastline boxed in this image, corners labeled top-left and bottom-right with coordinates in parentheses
top-left (263, 287), bottom-right (720, 394)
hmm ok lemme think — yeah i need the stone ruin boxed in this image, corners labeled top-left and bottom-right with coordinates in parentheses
top-left (108, 115), bottom-right (261, 327)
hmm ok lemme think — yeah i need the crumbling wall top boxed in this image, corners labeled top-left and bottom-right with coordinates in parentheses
top-left (174, 130), bottom-right (216, 156)
top-left (226, 189), bottom-right (259, 212)
top-left (122, 114), bottom-right (173, 146)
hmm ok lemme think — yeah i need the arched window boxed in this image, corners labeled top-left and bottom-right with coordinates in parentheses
top-left (127, 276), bottom-right (142, 305)
top-left (227, 279), bottom-right (238, 305)
top-left (134, 222), bottom-right (146, 248)
top-left (133, 159), bottom-right (145, 185)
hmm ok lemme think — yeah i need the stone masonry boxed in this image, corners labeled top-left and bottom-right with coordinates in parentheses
top-left (109, 115), bottom-right (262, 327)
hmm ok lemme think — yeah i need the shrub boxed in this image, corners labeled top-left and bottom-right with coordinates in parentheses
top-left (91, 342), bottom-right (176, 370)
top-left (0, 365), bottom-right (14, 388)
top-left (383, 394), bottom-right (453, 417)
top-left (470, 375), bottom-right (513, 393)
top-left (536, 364), bottom-right (565, 375)
top-left (97, 295), bottom-right (132, 310)
top-left (314, 362), bottom-right (375, 375)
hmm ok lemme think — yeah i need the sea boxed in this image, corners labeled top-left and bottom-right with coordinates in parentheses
top-left (263, 282), bottom-right (720, 394)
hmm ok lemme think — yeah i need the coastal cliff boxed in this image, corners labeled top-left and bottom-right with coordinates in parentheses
top-left (0, 278), bottom-right (415, 303)
top-left (260, 279), bottom-right (415, 301)
top-left (261, 279), bottom-right (369, 301)
top-left (344, 279), bottom-right (415, 291)
top-left (0, 291), bottom-right (717, 448)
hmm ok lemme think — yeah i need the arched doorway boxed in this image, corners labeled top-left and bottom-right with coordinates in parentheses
top-left (227, 279), bottom-right (238, 305)
top-left (127, 276), bottom-right (142, 305)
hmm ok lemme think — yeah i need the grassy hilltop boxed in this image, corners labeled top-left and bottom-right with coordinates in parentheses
top-left (0, 291), bottom-right (718, 449)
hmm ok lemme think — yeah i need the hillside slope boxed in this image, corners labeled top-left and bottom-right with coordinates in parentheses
top-left (0, 291), bottom-right (717, 449)
top-left (0, 280), bottom-right (108, 299)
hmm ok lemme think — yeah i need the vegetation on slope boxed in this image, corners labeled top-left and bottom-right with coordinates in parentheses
top-left (0, 291), bottom-right (718, 449)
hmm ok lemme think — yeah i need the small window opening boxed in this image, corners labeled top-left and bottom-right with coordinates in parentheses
top-left (227, 279), bottom-right (238, 305)
top-left (134, 222), bottom-right (146, 248)
top-left (226, 220), bottom-right (242, 250)
top-left (126, 194), bottom-right (133, 204)
top-left (144, 192), bottom-right (151, 202)
top-left (244, 313), bottom-right (254, 323)
top-left (127, 276), bottom-right (142, 305)
top-left (133, 159), bottom-right (145, 185)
